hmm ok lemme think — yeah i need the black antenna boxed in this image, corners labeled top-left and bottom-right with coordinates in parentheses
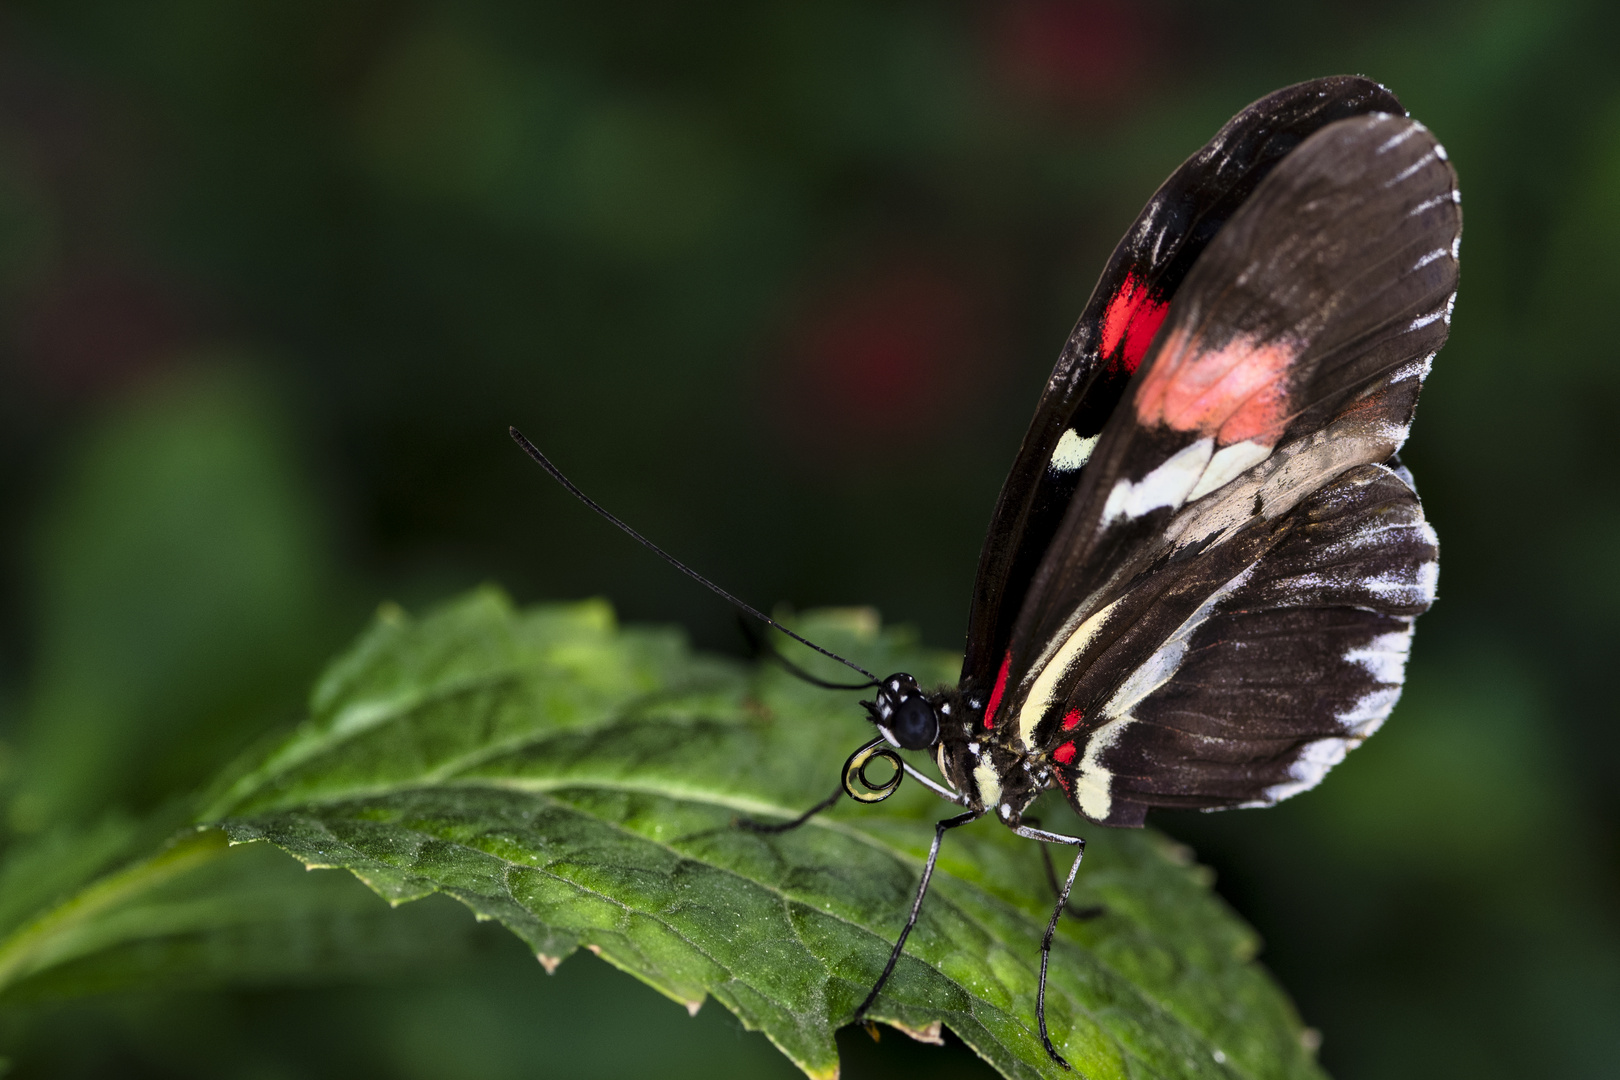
top-left (736, 616), bottom-right (879, 691)
top-left (509, 427), bottom-right (878, 681)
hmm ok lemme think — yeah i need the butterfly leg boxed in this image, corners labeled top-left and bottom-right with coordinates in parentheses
top-left (854, 809), bottom-right (982, 1025)
top-left (735, 785), bottom-right (843, 835)
top-left (1023, 817), bottom-right (1106, 920)
top-left (1012, 822), bottom-right (1087, 1070)
top-left (1040, 844), bottom-right (1106, 920)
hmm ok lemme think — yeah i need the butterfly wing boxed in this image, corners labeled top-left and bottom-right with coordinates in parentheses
top-left (1000, 111), bottom-right (1460, 824)
top-left (963, 76), bottom-right (1405, 716)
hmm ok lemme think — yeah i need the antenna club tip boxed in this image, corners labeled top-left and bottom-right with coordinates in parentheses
top-left (508, 425), bottom-right (523, 439)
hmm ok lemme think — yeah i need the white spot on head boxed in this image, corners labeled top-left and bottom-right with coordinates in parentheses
top-left (1102, 437), bottom-right (1215, 525)
top-left (940, 703), bottom-right (950, 715)
top-left (966, 741), bottom-right (980, 756)
top-left (1049, 428), bottom-right (1099, 473)
top-left (877, 724), bottom-right (900, 749)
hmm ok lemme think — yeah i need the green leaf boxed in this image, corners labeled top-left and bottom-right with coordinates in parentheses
top-left (0, 823), bottom-right (492, 1005)
top-left (206, 589), bottom-right (1325, 1080)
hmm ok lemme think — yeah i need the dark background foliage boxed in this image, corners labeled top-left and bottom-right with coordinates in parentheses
top-left (0, 1), bottom-right (1615, 1077)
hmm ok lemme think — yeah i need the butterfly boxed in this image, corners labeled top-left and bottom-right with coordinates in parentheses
top-left (513, 73), bottom-right (1460, 1070)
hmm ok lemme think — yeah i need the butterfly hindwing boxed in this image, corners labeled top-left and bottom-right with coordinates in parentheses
top-left (962, 77), bottom-right (1406, 705)
top-left (1043, 461), bottom-right (1437, 825)
top-left (992, 112), bottom-right (1458, 823)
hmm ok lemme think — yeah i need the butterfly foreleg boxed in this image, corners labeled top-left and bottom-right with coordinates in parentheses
top-left (853, 809), bottom-right (982, 1026)
top-left (1012, 822), bottom-right (1087, 1070)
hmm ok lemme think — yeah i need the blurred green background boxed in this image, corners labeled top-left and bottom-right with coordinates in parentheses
top-left (0, 1), bottom-right (1615, 1077)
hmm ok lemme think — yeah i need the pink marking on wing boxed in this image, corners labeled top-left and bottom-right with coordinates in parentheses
top-left (1061, 708), bottom-right (1084, 731)
top-left (1134, 325), bottom-right (1300, 446)
top-left (1052, 741), bottom-right (1077, 765)
top-left (984, 651), bottom-right (1012, 729)
top-left (1100, 272), bottom-right (1169, 374)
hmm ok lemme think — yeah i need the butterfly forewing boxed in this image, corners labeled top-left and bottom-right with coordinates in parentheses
top-left (963, 76), bottom-right (1405, 710)
top-left (991, 111), bottom-right (1459, 824)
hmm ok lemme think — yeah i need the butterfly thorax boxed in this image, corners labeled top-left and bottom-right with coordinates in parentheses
top-left (864, 676), bottom-right (1050, 826)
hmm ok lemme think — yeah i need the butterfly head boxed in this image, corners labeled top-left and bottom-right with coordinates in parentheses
top-left (863, 674), bottom-right (943, 750)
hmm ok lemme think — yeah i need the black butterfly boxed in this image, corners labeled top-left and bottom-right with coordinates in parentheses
top-left (513, 74), bottom-right (1460, 1069)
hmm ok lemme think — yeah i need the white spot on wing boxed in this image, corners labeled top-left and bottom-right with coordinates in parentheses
top-left (1075, 716), bottom-right (1128, 822)
top-left (1049, 428), bottom-right (1099, 473)
top-left (1101, 437), bottom-right (1215, 524)
top-left (973, 761), bottom-right (1002, 809)
top-left (1187, 439), bottom-right (1272, 502)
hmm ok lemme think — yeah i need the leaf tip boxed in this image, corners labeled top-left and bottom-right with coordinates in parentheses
top-left (885, 1019), bottom-right (944, 1046)
top-left (536, 953), bottom-right (562, 975)
top-left (1301, 1027), bottom-right (1323, 1054)
top-left (684, 997), bottom-right (704, 1017)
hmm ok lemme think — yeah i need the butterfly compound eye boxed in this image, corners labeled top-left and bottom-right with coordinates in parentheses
top-left (891, 695), bottom-right (939, 750)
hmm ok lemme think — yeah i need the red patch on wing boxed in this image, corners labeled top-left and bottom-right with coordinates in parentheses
top-left (984, 652), bottom-right (1012, 729)
top-left (1061, 708), bottom-right (1084, 731)
top-left (1134, 324), bottom-right (1300, 446)
top-left (1100, 272), bottom-right (1169, 375)
top-left (1052, 741), bottom-right (1077, 765)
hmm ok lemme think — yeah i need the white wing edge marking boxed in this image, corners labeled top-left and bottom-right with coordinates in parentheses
top-left (1246, 621), bottom-right (1417, 807)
